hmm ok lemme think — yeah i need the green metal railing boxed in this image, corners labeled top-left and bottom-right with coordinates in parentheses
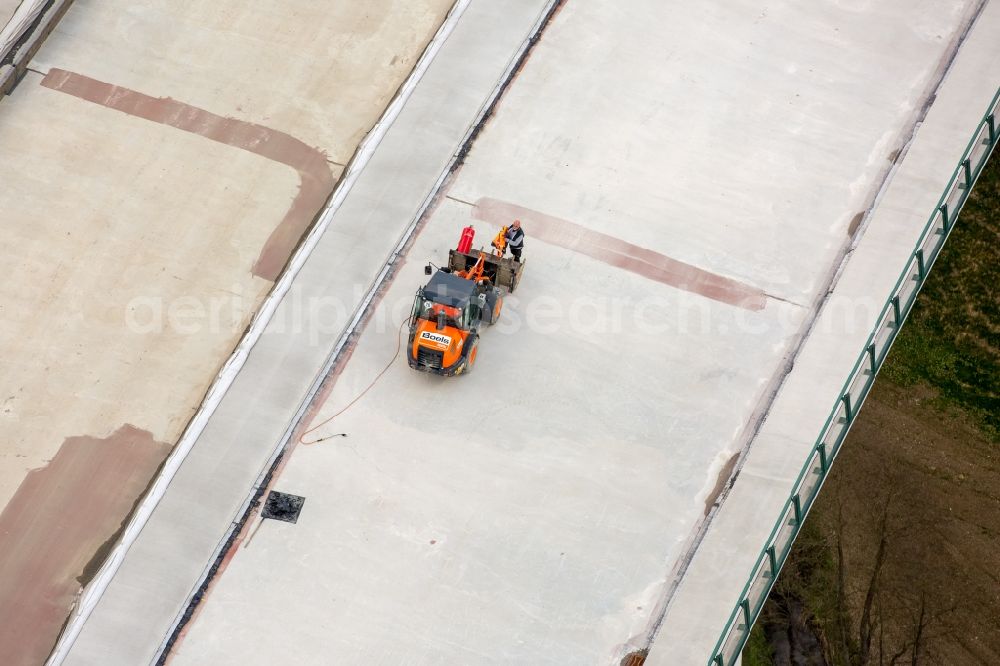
top-left (709, 85), bottom-right (1000, 666)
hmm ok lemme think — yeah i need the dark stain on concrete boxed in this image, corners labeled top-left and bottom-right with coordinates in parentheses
top-left (621, 649), bottom-right (648, 666)
top-left (40, 68), bottom-right (336, 282)
top-left (847, 211), bottom-right (865, 237)
top-left (76, 452), bottom-right (170, 588)
top-left (0, 424), bottom-right (171, 666)
top-left (473, 197), bottom-right (767, 310)
top-left (704, 452), bottom-right (741, 516)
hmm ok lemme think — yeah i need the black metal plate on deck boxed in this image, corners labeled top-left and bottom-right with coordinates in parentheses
top-left (261, 491), bottom-right (305, 524)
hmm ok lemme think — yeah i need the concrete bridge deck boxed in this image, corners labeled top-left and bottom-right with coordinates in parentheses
top-left (2, 1), bottom-right (997, 664)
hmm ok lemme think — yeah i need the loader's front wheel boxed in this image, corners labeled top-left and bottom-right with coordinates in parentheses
top-left (468, 340), bottom-right (478, 370)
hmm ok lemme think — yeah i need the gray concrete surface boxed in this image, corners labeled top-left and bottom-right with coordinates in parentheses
top-left (30, 0), bottom-right (452, 164)
top-left (0, 0), bottom-right (451, 663)
top-left (648, 2), bottom-right (1000, 663)
top-left (58, 1), bottom-right (555, 664)
top-left (163, 1), bottom-right (985, 665)
top-left (0, 0), bottom-right (451, 514)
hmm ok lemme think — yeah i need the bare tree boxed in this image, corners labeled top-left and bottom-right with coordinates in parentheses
top-left (856, 487), bottom-right (892, 666)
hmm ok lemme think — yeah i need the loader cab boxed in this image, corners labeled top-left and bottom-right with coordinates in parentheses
top-left (410, 297), bottom-right (480, 332)
top-left (411, 270), bottom-right (480, 332)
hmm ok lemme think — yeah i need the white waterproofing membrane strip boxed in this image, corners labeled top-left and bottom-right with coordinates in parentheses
top-left (45, 1), bottom-right (473, 662)
top-left (0, 0), bottom-right (45, 59)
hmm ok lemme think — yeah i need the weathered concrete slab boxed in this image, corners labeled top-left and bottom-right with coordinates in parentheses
top-left (54, 1), bottom-right (564, 664)
top-left (0, 0), bottom-right (452, 662)
top-left (648, 1), bottom-right (1000, 662)
top-left (168, 0), bottom-right (982, 664)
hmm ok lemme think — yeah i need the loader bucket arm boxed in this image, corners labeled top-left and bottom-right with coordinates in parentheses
top-left (448, 249), bottom-right (524, 292)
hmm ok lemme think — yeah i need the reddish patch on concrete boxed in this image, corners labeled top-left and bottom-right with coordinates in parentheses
top-left (472, 197), bottom-right (767, 310)
top-left (40, 68), bottom-right (336, 281)
top-left (0, 425), bottom-right (171, 666)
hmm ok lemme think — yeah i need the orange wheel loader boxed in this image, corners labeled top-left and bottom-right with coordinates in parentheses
top-left (407, 226), bottom-right (525, 376)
